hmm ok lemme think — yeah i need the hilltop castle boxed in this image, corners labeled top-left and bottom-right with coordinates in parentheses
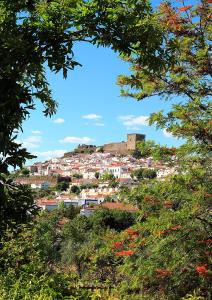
top-left (102, 133), bottom-right (145, 154)
top-left (70, 133), bottom-right (146, 156)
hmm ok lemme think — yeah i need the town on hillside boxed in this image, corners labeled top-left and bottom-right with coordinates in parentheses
top-left (15, 134), bottom-right (176, 215)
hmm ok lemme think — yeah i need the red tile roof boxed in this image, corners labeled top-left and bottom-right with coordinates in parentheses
top-left (36, 198), bottom-right (57, 205)
top-left (107, 163), bottom-right (124, 167)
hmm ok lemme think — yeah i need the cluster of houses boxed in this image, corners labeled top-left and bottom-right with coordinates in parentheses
top-left (36, 185), bottom-right (119, 211)
top-left (28, 152), bottom-right (174, 180)
top-left (28, 152), bottom-right (140, 178)
top-left (37, 193), bottom-right (139, 217)
top-left (25, 152), bottom-right (175, 216)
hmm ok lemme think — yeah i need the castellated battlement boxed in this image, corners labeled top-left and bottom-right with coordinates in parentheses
top-left (103, 133), bottom-right (145, 154)
top-left (67, 133), bottom-right (146, 156)
top-left (103, 141), bottom-right (128, 154)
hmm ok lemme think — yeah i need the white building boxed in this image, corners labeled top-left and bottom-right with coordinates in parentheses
top-left (31, 181), bottom-right (50, 189)
top-left (106, 164), bottom-right (129, 178)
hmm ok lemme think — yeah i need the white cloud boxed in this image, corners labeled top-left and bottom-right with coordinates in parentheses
top-left (59, 136), bottom-right (94, 144)
top-left (81, 114), bottom-right (102, 120)
top-left (25, 136), bottom-right (42, 143)
top-left (33, 150), bottom-right (67, 160)
top-left (163, 129), bottom-right (174, 138)
top-left (22, 141), bottom-right (40, 149)
top-left (118, 115), bottom-right (149, 129)
top-left (32, 130), bottom-right (42, 135)
top-left (53, 118), bottom-right (65, 124)
top-left (118, 115), bottom-right (135, 121)
top-left (94, 123), bottom-right (105, 127)
top-left (18, 135), bottom-right (42, 149)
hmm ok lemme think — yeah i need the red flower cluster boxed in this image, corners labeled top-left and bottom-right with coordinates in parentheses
top-left (197, 239), bottom-right (212, 244)
top-left (204, 251), bottom-right (212, 257)
top-left (128, 235), bottom-right (138, 241)
top-left (128, 243), bottom-right (137, 248)
top-left (112, 227), bottom-right (146, 256)
top-left (160, 225), bottom-right (182, 235)
top-left (163, 201), bottom-right (173, 209)
top-left (113, 241), bottom-right (123, 249)
top-left (170, 225), bottom-right (182, 231)
top-left (196, 264), bottom-right (209, 276)
top-left (115, 250), bottom-right (135, 257)
top-left (178, 5), bottom-right (192, 12)
top-left (155, 268), bottom-right (171, 277)
top-left (205, 193), bottom-right (212, 197)
top-left (160, 229), bottom-right (169, 235)
top-left (159, 2), bottom-right (184, 31)
top-left (138, 227), bottom-right (145, 231)
top-left (126, 228), bottom-right (139, 235)
top-left (144, 195), bottom-right (160, 205)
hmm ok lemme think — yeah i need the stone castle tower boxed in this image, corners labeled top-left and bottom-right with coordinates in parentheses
top-left (103, 133), bottom-right (145, 154)
top-left (127, 133), bottom-right (145, 151)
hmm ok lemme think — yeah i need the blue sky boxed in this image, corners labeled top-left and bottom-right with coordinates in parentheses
top-left (18, 42), bottom-right (183, 163)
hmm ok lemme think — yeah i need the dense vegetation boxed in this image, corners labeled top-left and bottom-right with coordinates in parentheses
top-left (0, 0), bottom-right (211, 299)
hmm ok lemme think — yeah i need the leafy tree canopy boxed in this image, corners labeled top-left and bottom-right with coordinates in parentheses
top-left (0, 0), bottom-right (157, 234)
top-left (0, 176), bottom-right (38, 235)
top-left (70, 185), bottom-right (80, 194)
top-left (118, 0), bottom-right (212, 153)
top-left (131, 168), bottom-right (145, 180)
top-left (57, 181), bottom-right (69, 192)
top-left (101, 172), bottom-right (115, 181)
top-left (142, 168), bottom-right (157, 179)
top-left (0, 0), bottom-right (155, 173)
top-left (89, 208), bottom-right (137, 233)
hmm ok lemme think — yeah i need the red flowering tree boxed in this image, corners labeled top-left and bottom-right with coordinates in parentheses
top-left (118, 0), bottom-right (211, 154)
top-left (114, 1), bottom-right (212, 298)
